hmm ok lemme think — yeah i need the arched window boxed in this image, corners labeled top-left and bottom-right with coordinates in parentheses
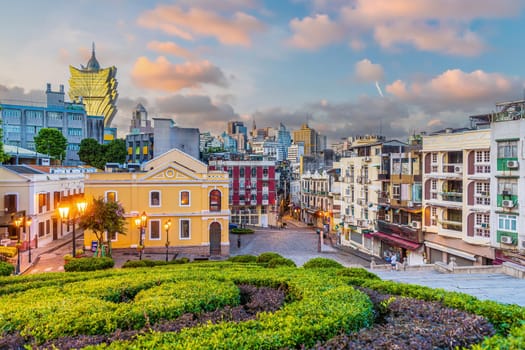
top-left (209, 189), bottom-right (221, 212)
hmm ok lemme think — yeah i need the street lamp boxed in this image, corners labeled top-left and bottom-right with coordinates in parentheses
top-left (14, 218), bottom-right (22, 275)
top-left (58, 199), bottom-right (88, 257)
top-left (135, 211), bottom-right (147, 260)
top-left (164, 219), bottom-right (171, 262)
top-left (26, 217), bottom-right (32, 263)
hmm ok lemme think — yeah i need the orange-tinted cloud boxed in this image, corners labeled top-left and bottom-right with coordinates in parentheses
top-left (287, 14), bottom-right (344, 50)
top-left (288, 0), bottom-right (524, 55)
top-left (131, 56), bottom-right (228, 92)
top-left (147, 41), bottom-right (195, 59)
top-left (137, 4), bottom-right (265, 46)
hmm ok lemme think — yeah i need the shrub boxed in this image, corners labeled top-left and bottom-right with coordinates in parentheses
top-left (337, 267), bottom-right (380, 280)
top-left (267, 257), bottom-right (296, 268)
top-left (0, 261), bottom-right (14, 276)
top-left (170, 257), bottom-right (190, 265)
top-left (256, 252), bottom-right (283, 264)
top-left (228, 255), bottom-right (257, 263)
top-left (64, 257), bottom-right (114, 272)
top-left (122, 260), bottom-right (147, 269)
top-left (303, 257), bottom-right (344, 269)
top-left (230, 228), bottom-right (254, 234)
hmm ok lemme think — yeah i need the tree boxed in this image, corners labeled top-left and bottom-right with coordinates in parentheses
top-left (34, 128), bottom-right (67, 164)
top-left (78, 138), bottom-right (106, 169)
top-left (78, 138), bottom-right (127, 169)
top-left (104, 139), bottom-right (127, 164)
top-left (79, 197), bottom-right (126, 257)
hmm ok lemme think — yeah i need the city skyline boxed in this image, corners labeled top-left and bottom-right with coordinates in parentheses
top-left (1, 0), bottom-right (525, 144)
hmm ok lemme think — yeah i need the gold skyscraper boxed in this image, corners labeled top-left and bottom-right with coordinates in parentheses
top-left (69, 43), bottom-right (118, 127)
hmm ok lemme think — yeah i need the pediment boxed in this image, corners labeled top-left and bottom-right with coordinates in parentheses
top-left (141, 165), bottom-right (200, 181)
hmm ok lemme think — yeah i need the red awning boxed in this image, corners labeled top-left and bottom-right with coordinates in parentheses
top-left (371, 231), bottom-right (421, 250)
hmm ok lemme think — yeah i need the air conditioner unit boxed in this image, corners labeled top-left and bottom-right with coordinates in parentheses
top-left (502, 199), bottom-right (515, 208)
top-left (500, 236), bottom-right (513, 244)
top-left (481, 223), bottom-right (489, 228)
top-left (507, 160), bottom-right (519, 169)
top-left (411, 221), bottom-right (421, 229)
top-left (454, 165), bottom-right (463, 174)
top-left (407, 201), bottom-right (413, 207)
top-left (480, 191), bottom-right (489, 196)
top-left (364, 156), bottom-right (371, 162)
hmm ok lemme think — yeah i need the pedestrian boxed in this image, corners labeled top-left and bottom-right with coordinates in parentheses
top-left (390, 253), bottom-right (397, 271)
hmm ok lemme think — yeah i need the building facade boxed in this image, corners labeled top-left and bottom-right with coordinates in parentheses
top-left (0, 165), bottom-right (92, 250)
top-left (292, 123), bottom-right (319, 156)
top-left (489, 100), bottom-right (525, 265)
top-left (153, 118), bottom-right (200, 160)
top-left (83, 149), bottom-right (230, 256)
top-left (208, 157), bottom-right (277, 227)
top-left (422, 128), bottom-right (494, 266)
top-left (1, 84), bottom-right (104, 165)
top-left (126, 104), bottom-right (154, 163)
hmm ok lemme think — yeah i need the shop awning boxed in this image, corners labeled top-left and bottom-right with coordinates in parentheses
top-left (424, 241), bottom-right (477, 261)
top-left (371, 231), bottom-right (421, 250)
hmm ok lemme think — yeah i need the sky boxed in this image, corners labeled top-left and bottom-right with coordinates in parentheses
top-left (1, 0), bottom-right (525, 145)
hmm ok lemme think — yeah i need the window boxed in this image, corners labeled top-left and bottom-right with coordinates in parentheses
top-left (150, 191), bottom-right (161, 207)
top-left (431, 207), bottom-right (437, 226)
top-left (498, 179), bottom-right (517, 196)
top-left (150, 220), bottom-right (161, 240)
top-left (263, 167), bottom-right (269, 177)
top-left (497, 140), bottom-right (518, 158)
top-left (240, 167), bottom-right (245, 177)
top-left (475, 150), bottom-right (490, 163)
top-left (38, 192), bottom-right (49, 213)
top-left (498, 214), bottom-right (517, 232)
top-left (475, 213), bottom-right (490, 238)
top-left (180, 191), bottom-right (190, 206)
top-left (4, 194), bottom-right (17, 214)
top-left (68, 128), bottom-right (83, 136)
top-left (431, 152), bottom-right (438, 163)
top-left (392, 184), bottom-right (400, 199)
top-left (251, 167), bottom-right (257, 177)
top-left (209, 189), bottom-right (221, 211)
top-left (106, 191), bottom-right (117, 202)
top-left (180, 219), bottom-right (190, 239)
top-left (47, 112), bottom-right (63, 121)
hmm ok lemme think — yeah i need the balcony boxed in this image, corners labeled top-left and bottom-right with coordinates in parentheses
top-left (376, 220), bottom-right (423, 243)
top-left (440, 192), bottom-right (463, 202)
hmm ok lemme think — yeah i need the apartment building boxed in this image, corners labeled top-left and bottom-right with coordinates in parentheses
top-left (422, 127), bottom-right (493, 266)
top-left (300, 170), bottom-right (331, 230)
top-left (208, 157), bottom-right (277, 227)
top-left (489, 100), bottom-right (525, 265)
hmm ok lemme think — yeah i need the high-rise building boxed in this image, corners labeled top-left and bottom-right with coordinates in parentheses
top-left (292, 123), bottom-right (319, 155)
top-left (126, 104), bottom-right (154, 164)
top-left (69, 43), bottom-right (118, 127)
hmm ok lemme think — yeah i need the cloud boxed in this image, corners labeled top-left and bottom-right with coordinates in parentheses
top-left (137, 4), bottom-right (265, 46)
top-left (131, 56), bottom-right (228, 92)
top-left (355, 59), bottom-right (384, 82)
top-left (171, 0), bottom-right (261, 12)
top-left (146, 41), bottom-right (195, 59)
top-left (154, 94), bottom-right (239, 133)
top-left (287, 0), bottom-right (525, 55)
top-left (287, 14), bottom-right (344, 50)
top-left (385, 69), bottom-right (523, 113)
top-left (0, 84), bottom-right (45, 104)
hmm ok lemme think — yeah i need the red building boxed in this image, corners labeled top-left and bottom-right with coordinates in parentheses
top-left (208, 159), bottom-right (277, 227)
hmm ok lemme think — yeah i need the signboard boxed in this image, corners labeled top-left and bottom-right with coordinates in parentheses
top-left (91, 240), bottom-right (98, 252)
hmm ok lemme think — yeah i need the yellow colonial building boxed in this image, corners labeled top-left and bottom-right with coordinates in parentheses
top-left (83, 149), bottom-right (230, 257)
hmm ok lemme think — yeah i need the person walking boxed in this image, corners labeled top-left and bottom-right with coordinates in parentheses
top-left (390, 253), bottom-right (397, 271)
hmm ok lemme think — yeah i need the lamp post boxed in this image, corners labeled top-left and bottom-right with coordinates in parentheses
top-left (58, 199), bottom-right (88, 257)
top-left (135, 212), bottom-right (147, 260)
top-left (26, 217), bottom-right (32, 263)
top-left (14, 218), bottom-right (22, 275)
top-left (164, 219), bottom-right (171, 262)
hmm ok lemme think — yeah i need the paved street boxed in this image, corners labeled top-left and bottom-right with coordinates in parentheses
top-left (229, 225), bottom-right (370, 267)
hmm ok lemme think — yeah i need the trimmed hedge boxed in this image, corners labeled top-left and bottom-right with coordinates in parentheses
top-left (0, 246), bottom-right (17, 258)
top-left (64, 257), bottom-right (115, 272)
top-left (228, 255), bottom-right (258, 263)
top-left (303, 257), bottom-right (344, 269)
top-left (0, 261), bottom-right (14, 276)
top-left (230, 228), bottom-right (255, 234)
top-left (267, 257), bottom-right (296, 268)
top-left (256, 252), bottom-right (284, 264)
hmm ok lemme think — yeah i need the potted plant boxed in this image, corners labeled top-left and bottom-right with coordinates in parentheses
top-left (64, 254), bottom-right (73, 265)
